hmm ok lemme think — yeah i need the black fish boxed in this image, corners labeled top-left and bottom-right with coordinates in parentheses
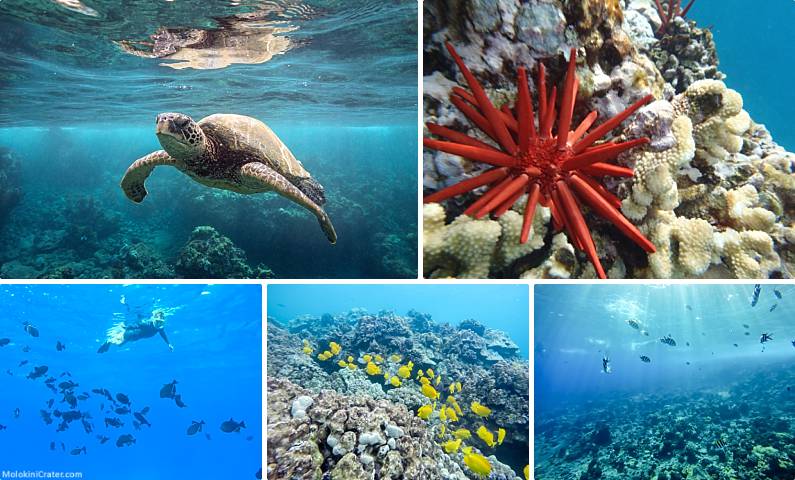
top-left (49, 441), bottom-right (55, 451)
top-left (686, 305), bottom-right (692, 311)
top-left (761, 333), bottom-right (773, 343)
top-left (56, 421), bottom-right (68, 432)
top-left (70, 446), bottom-right (86, 456)
top-left (21, 346), bottom-right (30, 353)
top-left (187, 420), bottom-right (205, 436)
top-left (104, 417), bottom-right (123, 428)
top-left (601, 356), bottom-right (611, 374)
top-left (205, 433), bottom-right (211, 441)
top-left (26, 365), bottom-right (48, 380)
top-left (96, 435), bottom-right (109, 444)
top-left (774, 289), bottom-right (782, 299)
top-left (0, 425), bottom-right (6, 431)
top-left (23, 322), bottom-right (39, 337)
top-left (685, 342), bottom-right (690, 347)
top-left (77, 394), bottom-right (89, 401)
top-left (5, 369), bottom-right (11, 376)
top-left (114, 407), bottom-right (130, 415)
top-left (159, 380), bottom-right (177, 399)
top-left (745, 332), bottom-right (750, 336)
top-left (133, 421), bottom-right (141, 431)
top-left (56, 341), bottom-right (65, 352)
top-left (769, 304), bottom-right (778, 312)
top-left (60, 442), bottom-right (65, 452)
top-left (639, 355), bottom-right (651, 363)
top-left (220, 419), bottom-right (246, 433)
top-left (134, 412), bottom-right (150, 427)
top-left (13, 408), bottom-right (20, 419)
top-left (40, 410), bottom-right (53, 425)
top-left (174, 395), bottom-right (187, 408)
top-left (660, 335), bottom-right (677, 347)
top-left (751, 284), bottom-right (761, 306)
top-left (733, 343), bottom-right (739, 347)
top-left (0, 338), bottom-right (9, 347)
top-left (246, 436), bottom-right (253, 441)
top-left (61, 411), bottom-right (82, 422)
top-left (139, 406), bottom-right (150, 415)
top-left (81, 418), bottom-right (93, 434)
top-left (59, 381), bottom-right (78, 390)
top-left (685, 361), bottom-right (691, 365)
top-left (115, 434), bottom-right (135, 448)
top-left (791, 340), bottom-right (795, 348)
top-left (116, 393), bottom-right (130, 406)
top-left (742, 324), bottom-right (750, 329)
top-left (18, 360), bottom-right (28, 367)
top-left (63, 394), bottom-right (77, 409)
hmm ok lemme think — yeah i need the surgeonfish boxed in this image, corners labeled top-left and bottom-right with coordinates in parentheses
top-left (417, 404), bottom-right (433, 420)
top-left (329, 342), bottom-right (341, 355)
top-left (524, 465), bottom-right (530, 480)
top-left (365, 362), bottom-right (381, 376)
top-left (449, 384), bottom-right (455, 394)
top-left (446, 407), bottom-right (458, 422)
top-left (497, 427), bottom-right (506, 445)
top-left (471, 401), bottom-right (492, 418)
top-left (374, 354), bottom-right (383, 363)
top-left (362, 354), bottom-right (373, 363)
top-left (390, 376), bottom-right (402, 387)
top-left (421, 384), bottom-right (440, 401)
top-left (419, 377), bottom-right (431, 386)
top-left (347, 363), bottom-right (357, 370)
top-left (435, 375), bottom-right (441, 386)
top-left (426, 368), bottom-right (435, 379)
top-left (463, 451), bottom-right (492, 477)
top-left (476, 425), bottom-right (496, 447)
top-left (453, 428), bottom-right (471, 440)
top-left (439, 407), bottom-right (447, 422)
top-left (337, 360), bottom-right (348, 368)
top-left (389, 354), bottom-right (401, 362)
top-left (438, 423), bottom-right (446, 438)
top-left (442, 438), bottom-right (462, 453)
top-left (397, 365), bottom-right (411, 379)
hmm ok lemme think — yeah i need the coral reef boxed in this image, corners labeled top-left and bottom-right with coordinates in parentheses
top-left (423, 0), bottom-right (795, 279)
top-left (0, 147), bottom-right (22, 226)
top-left (267, 309), bottom-right (529, 479)
top-left (536, 363), bottom-right (795, 480)
top-left (175, 225), bottom-right (274, 279)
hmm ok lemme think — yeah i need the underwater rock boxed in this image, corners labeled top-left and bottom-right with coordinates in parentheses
top-left (175, 225), bottom-right (274, 279)
top-left (114, 242), bottom-right (175, 279)
top-left (458, 318), bottom-right (486, 336)
top-left (0, 147), bottom-right (22, 226)
top-left (61, 196), bottom-right (121, 255)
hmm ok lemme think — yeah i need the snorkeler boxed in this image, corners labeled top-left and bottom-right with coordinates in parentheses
top-left (602, 356), bottom-right (611, 374)
top-left (97, 310), bottom-right (173, 353)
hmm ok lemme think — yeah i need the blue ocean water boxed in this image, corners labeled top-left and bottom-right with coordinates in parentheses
top-left (0, 0), bottom-right (418, 279)
top-left (0, 284), bottom-right (262, 479)
top-left (535, 284), bottom-right (795, 478)
top-left (268, 283), bottom-right (530, 358)
top-left (691, 0), bottom-right (795, 150)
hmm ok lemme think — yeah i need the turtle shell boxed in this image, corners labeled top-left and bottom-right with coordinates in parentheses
top-left (197, 113), bottom-right (311, 179)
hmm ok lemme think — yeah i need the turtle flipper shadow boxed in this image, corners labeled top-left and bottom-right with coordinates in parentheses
top-left (240, 162), bottom-right (337, 244)
top-left (120, 150), bottom-right (177, 203)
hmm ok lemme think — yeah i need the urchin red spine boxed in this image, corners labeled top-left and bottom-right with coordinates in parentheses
top-left (424, 42), bottom-right (657, 279)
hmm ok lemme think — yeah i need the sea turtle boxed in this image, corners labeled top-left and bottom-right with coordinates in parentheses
top-left (120, 112), bottom-right (337, 243)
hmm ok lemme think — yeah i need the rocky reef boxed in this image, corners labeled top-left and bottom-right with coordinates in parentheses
top-left (0, 147), bottom-right (22, 227)
top-left (536, 363), bottom-right (795, 480)
top-left (267, 309), bottom-right (529, 479)
top-left (422, 0), bottom-right (795, 279)
top-left (175, 225), bottom-right (274, 279)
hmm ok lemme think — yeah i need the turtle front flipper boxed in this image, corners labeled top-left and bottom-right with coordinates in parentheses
top-left (120, 150), bottom-right (178, 203)
top-left (240, 162), bottom-right (337, 244)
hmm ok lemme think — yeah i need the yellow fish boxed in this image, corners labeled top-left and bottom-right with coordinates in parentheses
top-left (446, 407), bottom-right (459, 422)
top-left (374, 354), bottom-right (383, 363)
top-left (471, 401), bottom-right (492, 418)
top-left (365, 362), bottom-right (379, 375)
top-left (439, 407), bottom-right (447, 422)
top-left (438, 423), bottom-right (446, 438)
top-left (363, 354), bottom-right (372, 363)
top-left (524, 465), bottom-right (529, 480)
top-left (453, 428), bottom-right (471, 440)
top-left (397, 365), bottom-right (411, 379)
top-left (302, 345), bottom-right (313, 355)
top-left (337, 360), bottom-right (348, 368)
top-left (462, 446), bottom-right (472, 454)
top-left (383, 371), bottom-right (390, 380)
top-left (442, 438), bottom-right (462, 453)
top-left (347, 355), bottom-right (354, 363)
top-left (463, 451), bottom-right (492, 477)
top-left (347, 363), bottom-right (357, 370)
top-left (390, 376), bottom-right (402, 387)
top-left (426, 368), bottom-right (435, 379)
top-left (455, 382), bottom-right (462, 392)
top-left (417, 404), bottom-right (433, 420)
top-left (389, 354), bottom-right (401, 362)
top-left (329, 342), bottom-right (341, 355)
top-left (435, 375), bottom-right (441, 386)
top-left (317, 352), bottom-right (328, 361)
top-left (449, 384), bottom-right (455, 394)
top-left (419, 377), bottom-right (431, 386)
top-left (421, 384), bottom-right (440, 401)
top-left (407, 361), bottom-right (414, 369)
top-left (497, 428), bottom-right (506, 445)
top-left (476, 425), bottom-right (496, 447)
top-left (417, 370), bottom-right (424, 378)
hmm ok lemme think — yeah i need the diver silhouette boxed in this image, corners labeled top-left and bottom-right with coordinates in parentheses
top-left (97, 310), bottom-right (173, 353)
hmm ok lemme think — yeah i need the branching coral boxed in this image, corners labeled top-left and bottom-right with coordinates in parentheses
top-left (423, 42), bottom-right (655, 278)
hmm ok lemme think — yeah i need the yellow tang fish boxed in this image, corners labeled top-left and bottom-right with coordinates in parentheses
top-left (476, 425), bottom-right (496, 447)
top-left (347, 355), bottom-right (354, 363)
top-left (438, 423), bottom-right (446, 438)
top-left (439, 407), bottom-right (447, 422)
top-left (419, 377), bottom-right (431, 386)
top-left (426, 368), bottom-right (435, 379)
top-left (449, 383), bottom-right (455, 394)
top-left (390, 376), bottom-right (402, 387)
top-left (453, 428), bottom-right (471, 440)
top-left (455, 382), bottom-right (462, 392)
top-left (389, 354), bottom-right (402, 362)
top-left (365, 362), bottom-right (381, 376)
top-left (329, 342), bottom-right (341, 355)
top-left (417, 404), bottom-right (433, 420)
top-left (397, 365), bottom-right (411, 379)
top-left (446, 407), bottom-right (458, 422)
top-left (524, 465), bottom-right (529, 480)
top-left (362, 354), bottom-right (372, 363)
top-left (407, 361), bottom-right (414, 369)
top-left (442, 438), bottom-right (462, 453)
top-left (435, 375), bottom-right (441, 386)
top-left (417, 370), bottom-right (424, 378)
top-left (463, 451), bottom-right (492, 477)
top-left (374, 354), bottom-right (383, 363)
top-left (421, 384), bottom-right (440, 401)
top-left (471, 401), bottom-right (492, 418)
top-left (302, 345), bottom-right (313, 355)
top-left (317, 352), bottom-right (328, 361)
top-left (347, 363), bottom-right (357, 370)
top-left (337, 360), bottom-right (348, 368)
top-left (497, 428), bottom-right (506, 445)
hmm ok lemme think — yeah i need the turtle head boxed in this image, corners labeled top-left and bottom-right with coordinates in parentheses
top-left (155, 112), bottom-right (206, 160)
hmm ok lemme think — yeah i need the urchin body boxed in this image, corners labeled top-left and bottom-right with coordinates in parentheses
top-left (121, 112), bottom-right (337, 244)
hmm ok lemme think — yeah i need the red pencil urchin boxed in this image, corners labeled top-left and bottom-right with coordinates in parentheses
top-left (424, 42), bottom-right (657, 279)
top-left (655, 0), bottom-right (696, 34)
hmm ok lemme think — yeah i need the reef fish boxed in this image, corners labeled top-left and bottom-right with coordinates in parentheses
top-left (463, 450), bottom-right (492, 477)
top-left (497, 427), bottom-right (506, 445)
top-left (715, 438), bottom-right (726, 450)
top-left (453, 428), bottom-right (471, 440)
top-left (23, 322), bottom-right (39, 337)
top-left (640, 355), bottom-right (651, 363)
top-left (397, 365), bottom-right (411, 379)
top-left (27, 365), bottom-right (48, 380)
top-left (476, 425), bottom-right (496, 447)
top-left (751, 284), bottom-right (761, 306)
top-left (421, 384), bottom-right (440, 401)
top-left (56, 341), bottom-right (66, 352)
top-left (774, 289), bottom-right (782, 299)
top-left (0, 338), bottom-right (9, 347)
top-left (116, 434), bottom-right (135, 447)
top-left (471, 401), bottom-right (491, 418)
top-left (626, 319), bottom-right (640, 330)
top-left (760, 333), bottom-right (773, 343)
top-left (96, 435), bottom-right (109, 444)
top-left (417, 404), bottom-right (433, 420)
top-left (660, 335), bottom-right (677, 347)
top-left (116, 393), bottom-right (130, 406)
top-left (220, 418), bottom-right (246, 433)
top-left (442, 438), bottom-right (462, 453)
top-left (70, 447), bottom-right (86, 456)
top-left (365, 362), bottom-right (381, 376)
top-left (328, 342), bottom-right (341, 355)
top-left (187, 420), bottom-right (205, 436)
top-left (160, 380), bottom-right (177, 399)
top-left (769, 304), bottom-right (778, 312)
top-left (390, 376), bottom-right (402, 387)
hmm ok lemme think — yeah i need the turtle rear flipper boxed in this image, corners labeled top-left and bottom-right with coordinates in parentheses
top-left (121, 150), bottom-right (177, 203)
top-left (240, 162), bottom-right (337, 244)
